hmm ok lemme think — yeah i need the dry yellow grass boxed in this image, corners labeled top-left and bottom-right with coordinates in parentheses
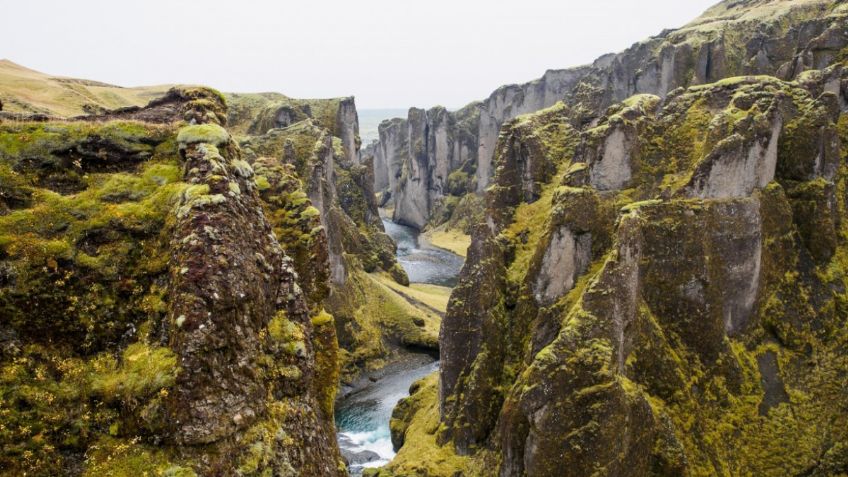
top-left (373, 273), bottom-right (452, 314)
top-left (422, 226), bottom-right (470, 258)
top-left (0, 59), bottom-right (171, 117)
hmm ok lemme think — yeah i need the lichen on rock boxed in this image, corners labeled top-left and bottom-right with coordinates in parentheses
top-left (0, 87), bottom-right (345, 476)
top-left (405, 6), bottom-right (848, 475)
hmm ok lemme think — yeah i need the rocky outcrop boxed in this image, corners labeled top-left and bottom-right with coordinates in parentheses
top-left (423, 57), bottom-right (848, 476)
top-left (372, 1), bottom-right (848, 473)
top-left (236, 98), bottom-right (439, 383)
top-left (475, 68), bottom-right (591, 192)
top-left (81, 86), bottom-right (229, 126)
top-left (370, 104), bottom-right (479, 230)
top-left (372, 0), bottom-right (848, 232)
top-left (0, 89), bottom-right (344, 475)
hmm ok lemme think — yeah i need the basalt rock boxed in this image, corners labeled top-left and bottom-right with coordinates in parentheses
top-left (424, 58), bottom-right (848, 476)
top-left (0, 88), bottom-right (344, 476)
top-left (236, 99), bottom-right (432, 383)
top-left (371, 0), bottom-right (848, 233)
top-left (81, 86), bottom-right (229, 126)
top-left (371, 104), bottom-right (480, 230)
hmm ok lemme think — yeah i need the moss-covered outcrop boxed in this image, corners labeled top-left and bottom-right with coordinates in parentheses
top-left (370, 0), bottom-right (848, 255)
top-left (236, 98), bottom-right (435, 383)
top-left (365, 372), bottom-right (470, 477)
top-left (368, 103), bottom-right (480, 230)
top-left (389, 39), bottom-right (848, 477)
top-left (0, 89), bottom-right (344, 476)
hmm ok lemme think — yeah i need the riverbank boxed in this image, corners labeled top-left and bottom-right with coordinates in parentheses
top-left (335, 212), bottom-right (465, 476)
top-left (336, 357), bottom-right (440, 474)
top-left (421, 226), bottom-right (471, 258)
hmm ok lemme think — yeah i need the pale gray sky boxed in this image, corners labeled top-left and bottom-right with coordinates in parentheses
top-left (3, 0), bottom-right (718, 109)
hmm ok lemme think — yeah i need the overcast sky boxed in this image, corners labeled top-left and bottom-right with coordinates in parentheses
top-left (3, 0), bottom-right (718, 109)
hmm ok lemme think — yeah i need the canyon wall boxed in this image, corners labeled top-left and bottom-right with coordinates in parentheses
top-left (0, 88), bottom-right (345, 475)
top-left (372, 0), bottom-right (848, 232)
top-left (366, 104), bottom-right (479, 229)
top-left (378, 1), bottom-right (848, 476)
top-left (230, 93), bottom-right (441, 383)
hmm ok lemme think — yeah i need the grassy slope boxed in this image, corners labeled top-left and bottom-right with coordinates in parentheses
top-left (372, 273), bottom-right (452, 314)
top-left (422, 226), bottom-right (471, 258)
top-left (0, 59), bottom-right (171, 117)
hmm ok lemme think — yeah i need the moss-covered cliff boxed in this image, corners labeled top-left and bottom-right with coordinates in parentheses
top-left (233, 97), bottom-right (439, 383)
top-left (370, 0), bottom-right (848, 251)
top-left (382, 1), bottom-right (848, 475)
top-left (0, 87), bottom-right (345, 476)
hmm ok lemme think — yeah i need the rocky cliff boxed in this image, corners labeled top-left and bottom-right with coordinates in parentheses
top-left (0, 87), bottom-right (345, 475)
top-left (366, 103), bottom-right (479, 230)
top-left (230, 93), bottom-right (441, 383)
top-left (372, 0), bottom-right (848, 234)
top-left (380, 1), bottom-right (848, 476)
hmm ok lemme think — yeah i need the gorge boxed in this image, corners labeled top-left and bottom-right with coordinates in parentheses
top-left (2, 0), bottom-right (848, 476)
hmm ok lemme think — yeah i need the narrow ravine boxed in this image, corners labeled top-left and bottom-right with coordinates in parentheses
top-left (335, 216), bottom-right (464, 475)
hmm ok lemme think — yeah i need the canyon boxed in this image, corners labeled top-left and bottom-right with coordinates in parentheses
top-left (1, 0), bottom-right (848, 475)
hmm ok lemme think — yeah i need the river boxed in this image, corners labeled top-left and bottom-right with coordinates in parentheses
top-left (334, 218), bottom-right (463, 475)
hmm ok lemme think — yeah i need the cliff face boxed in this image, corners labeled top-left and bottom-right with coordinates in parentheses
top-left (0, 88), bottom-right (345, 475)
top-left (372, 0), bottom-right (848, 232)
top-left (475, 68), bottom-right (591, 193)
top-left (368, 104), bottom-right (479, 229)
top-left (234, 95), bottom-right (443, 383)
top-left (380, 2), bottom-right (848, 476)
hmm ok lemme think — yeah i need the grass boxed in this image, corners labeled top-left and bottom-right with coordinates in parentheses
top-left (372, 273), bottom-right (452, 314)
top-left (372, 372), bottom-right (471, 477)
top-left (360, 272), bottom-right (442, 342)
top-left (334, 270), bottom-right (442, 379)
top-left (176, 124), bottom-right (230, 146)
top-left (89, 343), bottom-right (179, 403)
top-left (0, 59), bottom-right (171, 117)
top-left (422, 226), bottom-right (471, 258)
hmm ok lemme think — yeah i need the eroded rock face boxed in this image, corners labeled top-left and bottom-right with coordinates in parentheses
top-left (371, 0), bottom-right (848, 234)
top-left (532, 226), bottom-right (591, 306)
top-left (573, 95), bottom-right (659, 194)
top-left (0, 90), bottom-right (344, 476)
top-left (372, 104), bottom-right (480, 229)
top-left (685, 110), bottom-right (783, 199)
top-left (237, 98), bottom-right (427, 383)
top-left (428, 56), bottom-right (848, 476)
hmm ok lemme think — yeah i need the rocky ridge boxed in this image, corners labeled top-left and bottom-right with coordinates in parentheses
top-left (228, 93), bottom-right (441, 382)
top-left (377, 1), bottom-right (848, 476)
top-left (0, 87), bottom-right (346, 475)
top-left (371, 0), bottom-right (848, 235)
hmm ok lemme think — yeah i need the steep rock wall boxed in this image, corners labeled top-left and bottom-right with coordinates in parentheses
top-left (427, 61), bottom-right (848, 476)
top-left (370, 104), bottom-right (479, 229)
top-left (237, 99), bottom-right (441, 383)
top-left (0, 88), bottom-right (345, 476)
top-left (372, 0), bottom-right (848, 231)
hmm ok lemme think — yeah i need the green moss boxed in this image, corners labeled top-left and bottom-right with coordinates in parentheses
top-left (310, 308), bottom-right (340, 420)
top-left (503, 166), bottom-right (562, 285)
top-left (176, 124), bottom-right (230, 147)
top-left (0, 340), bottom-right (183, 474)
top-left (267, 311), bottom-right (302, 342)
top-left (446, 169), bottom-right (471, 196)
top-left (0, 119), bottom-right (192, 472)
top-left (328, 270), bottom-right (440, 381)
top-left (0, 121), bottom-right (170, 161)
top-left (311, 309), bottom-right (334, 326)
top-left (377, 372), bottom-right (472, 477)
top-left (234, 401), bottom-right (299, 476)
top-left (0, 127), bottom-right (187, 346)
top-left (90, 343), bottom-right (179, 403)
top-left (82, 436), bottom-right (195, 477)
top-left (254, 175), bottom-right (271, 191)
